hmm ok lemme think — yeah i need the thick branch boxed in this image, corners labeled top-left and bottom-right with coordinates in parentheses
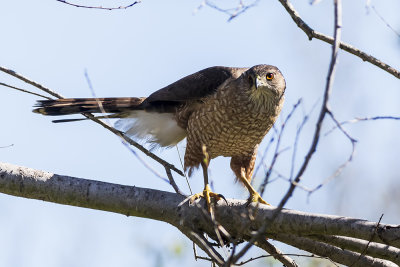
top-left (1, 161), bottom-right (400, 264)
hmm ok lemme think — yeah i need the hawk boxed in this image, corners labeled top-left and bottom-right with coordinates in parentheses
top-left (34, 65), bottom-right (286, 207)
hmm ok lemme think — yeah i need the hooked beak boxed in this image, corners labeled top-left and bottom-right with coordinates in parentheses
top-left (255, 76), bottom-right (264, 89)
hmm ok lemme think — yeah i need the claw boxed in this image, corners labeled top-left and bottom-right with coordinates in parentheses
top-left (189, 184), bottom-right (226, 212)
top-left (247, 192), bottom-right (270, 206)
top-left (217, 194), bottom-right (228, 205)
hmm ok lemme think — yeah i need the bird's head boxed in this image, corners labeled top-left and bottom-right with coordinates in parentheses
top-left (243, 65), bottom-right (286, 107)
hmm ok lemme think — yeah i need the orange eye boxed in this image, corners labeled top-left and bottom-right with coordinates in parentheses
top-left (266, 73), bottom-right (274, 80)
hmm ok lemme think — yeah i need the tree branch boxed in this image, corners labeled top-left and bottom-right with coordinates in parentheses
top-left (277, 0), bottom-right (400, 80)
top-left (271, 233), bottom-right (398, 267)
top-left (1, 161), bottom-right (400, 266)
top-left (307, 235), bottom-right (400, 265)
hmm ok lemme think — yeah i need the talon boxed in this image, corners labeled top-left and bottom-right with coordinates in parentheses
top-left (248, 192), bottom-right (270, 206)
top-left (189, 193), bottom-right (204, 204)
top-left (217, 194), bottom-right (228, 205)
top-left (189, 184), bottom-right (225, 212)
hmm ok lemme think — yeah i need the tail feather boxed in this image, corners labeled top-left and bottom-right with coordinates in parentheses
top-left (33, 97), bottom-right (146, 116)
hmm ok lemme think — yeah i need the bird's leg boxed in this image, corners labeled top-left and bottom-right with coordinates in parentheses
top-left (239, 168), bottom-right (269, 205)
top-left (190, 146), bottom-right (226, 212)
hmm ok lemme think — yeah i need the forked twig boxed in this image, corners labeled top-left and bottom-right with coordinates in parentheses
top-left (56, 0), bottom-right (140, 10)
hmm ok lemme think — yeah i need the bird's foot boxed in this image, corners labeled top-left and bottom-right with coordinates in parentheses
top-left (190, 184), bottom-right (227, 213)
top-left (248, 192), bottom-right (270, 206)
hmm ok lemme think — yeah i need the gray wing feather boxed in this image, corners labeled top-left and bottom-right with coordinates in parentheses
top-left (143, 66), bottom-right (245, 104)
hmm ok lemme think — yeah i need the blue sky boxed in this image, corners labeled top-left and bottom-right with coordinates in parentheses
top-left (1, 0), bottom-right (399, 266)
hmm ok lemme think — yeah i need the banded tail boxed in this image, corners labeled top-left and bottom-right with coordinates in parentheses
top-left (33, 97), bottom-right (146, 116)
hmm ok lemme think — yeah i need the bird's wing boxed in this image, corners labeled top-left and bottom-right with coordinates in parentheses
top-left (143, 66), bottom-right (247, 105)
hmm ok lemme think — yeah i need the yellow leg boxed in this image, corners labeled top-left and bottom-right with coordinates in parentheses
top-left (239, 169), bottom-right (269, 205)
top-left (190, 147), bottom-right (226, 212)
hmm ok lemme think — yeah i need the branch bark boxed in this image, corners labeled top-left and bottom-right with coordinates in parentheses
top-left (1, 162), bottom-right (399, 266)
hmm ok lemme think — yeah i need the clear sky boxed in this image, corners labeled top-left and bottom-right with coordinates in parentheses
top-left (0, 1), bottom-right (399, 266)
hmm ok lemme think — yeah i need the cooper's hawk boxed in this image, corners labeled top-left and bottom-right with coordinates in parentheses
top-left (34, 65), bottom-right (286, 206)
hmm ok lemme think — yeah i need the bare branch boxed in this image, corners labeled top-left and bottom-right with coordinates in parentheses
top-left (0, 66), bottom-right (64, 98)
top-left (254, 238), bottom-right (298, 267)
top-left (2, 161), bottom-right (400, 266)
top-left (274, 0), bottom-right (342, 217)
top-left (259, 99), bottom-right (302, 196)
top-left (325, 116), bottom-right (400, 136)
top-left (308, 235), bottom-right (400, 265)
top-left (368, 4), bottom-right (400, 38)
top-left (195, 0), bottom-right (259, 22)
top-left (55, 0), bottom-right (140, 10)
top-left (0, 82), bottom-right (52, 100)
top-left (271, 233), bottom-right (397, 267)
top-left (183, 231), bottom-right (225, 266)
top-left (277, 0), bottom-right (400, 80)
top-left (165, 167), bottom-right (185, 195)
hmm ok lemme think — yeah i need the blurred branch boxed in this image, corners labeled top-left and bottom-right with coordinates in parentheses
top-left (271, 233), bottom-right (397, 267)
top-left (1, 161), bottom-right (400, 266)
top-left (254, 239), bottom-right (299, 267)
top-left (367, 4), bottom-right (400, 38)
top-left (55, 0), bottom-right (140, 10)
top-left (0, 65), bottom-right (185, 179)
top-left (278, 0), bottom-right (400, 80)
top-left (195, 0), bottom-right (259, 21)
top-left (307, 235), bottom-right (400, 265)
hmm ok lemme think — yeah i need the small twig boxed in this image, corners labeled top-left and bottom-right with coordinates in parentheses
top-left (289, 99), bottom-right (318, 180)
top-left (368, 5), bottom-right (400, 38)
top-left (350, 214), bottom-right (385, 267)
top-left (197, 0), bottom-right (260, 21)
top-left (0, 144), bottom-right (14, 149)
top-left (84, 114), bottom-right (185, 176)
top-left (55, 0), bottom-right (140, 10)
top-left (259, 99), bottom-right (302, 196)
top-left (0, 82), bottom-right (52, 100)
top-left (0, 66), bottom-right (63, 98)
top-left (165, 167), bottom-right (185, 195)
top-left (184, 231), bottom-right (225, 266)
top-left (325, 116), bottom-right (400, 136)
top-left (176, 146), bottom-right (193, 194)
top-left (305, 110), bottom-right (357, 197)
top-left (255, 238), bottom-right (298, 267)
top-left (236, 253), bottom-right (337, 266)
top-left (278, 0), bottom-right (400, 80)
top-left (308, 110), bottom-right (357, 197)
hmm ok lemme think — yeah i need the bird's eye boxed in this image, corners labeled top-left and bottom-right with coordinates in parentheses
top-left (266, 73), bottom-right (274, 80)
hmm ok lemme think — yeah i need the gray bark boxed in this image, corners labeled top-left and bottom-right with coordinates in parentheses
top-left (1, 162), bottom-right (399, 266)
